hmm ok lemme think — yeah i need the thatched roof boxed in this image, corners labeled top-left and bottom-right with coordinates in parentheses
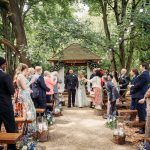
top-left (49, 43), bottom-right (100, 61)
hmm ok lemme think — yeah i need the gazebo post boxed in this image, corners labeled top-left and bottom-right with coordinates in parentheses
top-left (58, 66), bottom-right (65, 93)
top-left (87, 63), bottom-right (92, 92)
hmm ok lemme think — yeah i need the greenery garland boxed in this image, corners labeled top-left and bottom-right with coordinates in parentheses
top-left (87, 61), bottom-right (100, 70)
top-left (50, 62), bottom-right (64, 72)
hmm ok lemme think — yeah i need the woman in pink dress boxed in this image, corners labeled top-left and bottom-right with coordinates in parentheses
top-left (44, 71), bottom-right (56, 110)
top-left (87, 70), bottom-right (103, 109)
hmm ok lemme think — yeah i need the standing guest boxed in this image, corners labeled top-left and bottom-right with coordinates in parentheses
top-left (0, 57), bottom-right (16, 150)
top-left (130, 62), bottom-right (150, 134)
top-left (87, 70), bottom-right (103, 109)
top-left (16, 63), bottom-right (36, 131)
top-left (28, 68), bottom-right (35, 81)
top-left (31, 66), bottom-right (50, 109)
top-left (90, 68), bottom-right (97, 89)
top-left (129, 69), bottom-right (139, 110)
top-left (44, 71), bottom-right (56, 111)
top-left (104, 74), bottom-right (119, 118)
top-left (75, 71), bottom-right (88, 108)
top-left (65, 70), bottom-right (78, 108)
top-left (52, 71), bottom-right (62, 107)
top-left (118, 68), bottom-right (129, 97)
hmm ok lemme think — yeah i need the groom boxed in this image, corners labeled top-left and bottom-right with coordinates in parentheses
top-left (65, 69), bottom-right (78, 108)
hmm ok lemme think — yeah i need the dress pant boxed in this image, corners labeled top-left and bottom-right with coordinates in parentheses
top-left (54, 93), bottom-right (60, 107)
top-left (68, 89), bottom-right (76, 107)
top-left (0, 109), bottom-right (16, 150)
top-left (133, 98), bottom-right (146, 122)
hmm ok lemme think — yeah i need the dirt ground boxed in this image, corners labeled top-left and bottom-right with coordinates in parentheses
top-left (40, 107), bottom-right (134, 150)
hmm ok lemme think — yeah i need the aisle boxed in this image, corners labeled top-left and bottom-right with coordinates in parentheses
top-left (43, 107), bottom-right (134, 150)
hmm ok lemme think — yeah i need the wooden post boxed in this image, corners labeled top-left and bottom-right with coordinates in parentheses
top-left (145, 88), bottom-right (150, 145)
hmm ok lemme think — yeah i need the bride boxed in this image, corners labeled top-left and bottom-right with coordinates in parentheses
top-left (75, 71), bottom-right (89, 108)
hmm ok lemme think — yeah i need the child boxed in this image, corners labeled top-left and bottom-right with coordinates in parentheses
top-left (104, 74), bottom-right (119, 118)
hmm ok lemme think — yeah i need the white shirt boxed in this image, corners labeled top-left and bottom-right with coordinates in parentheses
top-left (89, 76), bottom-right (101, 88)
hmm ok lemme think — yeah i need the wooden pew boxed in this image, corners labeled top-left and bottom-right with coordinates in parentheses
top-left (118, 109), bottom-right (137, 121)
top-left (36, 108), bottom-right (45, 118)
top-left (0, 133), bottom-right (22, 144)
top-left (15, 117), bottom-right (34, 134)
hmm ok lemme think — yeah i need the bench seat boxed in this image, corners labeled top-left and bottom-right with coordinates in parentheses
top-left (0, 133), bottom-right (22, 144)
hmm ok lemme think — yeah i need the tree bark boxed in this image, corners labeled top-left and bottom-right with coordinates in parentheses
top-left (99, 0), bottom-right (117, 71)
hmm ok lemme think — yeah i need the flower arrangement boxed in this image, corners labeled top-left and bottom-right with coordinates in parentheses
top-left (43, 110), bottom-right (55, 126)
top-left (80, 79), bottom-right (86, 85)
top-left (18, 135), bottom-right (36, 150)
top-left (105, 117), bottom-right (117, 129)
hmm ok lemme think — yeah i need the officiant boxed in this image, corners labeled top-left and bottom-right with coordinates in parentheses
top-left (65, 70), bottom-right (78, 108)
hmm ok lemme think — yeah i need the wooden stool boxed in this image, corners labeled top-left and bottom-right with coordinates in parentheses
top-left (0, 133), bottom-right (22, 144)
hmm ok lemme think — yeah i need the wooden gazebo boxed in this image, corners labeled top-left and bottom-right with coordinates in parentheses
top-left (49, 43), bottom-right (100, 65)
top-left (49, 43), bottom-right (100, 92)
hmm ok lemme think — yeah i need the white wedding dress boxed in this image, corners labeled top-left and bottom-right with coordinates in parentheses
top-left (75, 78), bottom-right (89, 107)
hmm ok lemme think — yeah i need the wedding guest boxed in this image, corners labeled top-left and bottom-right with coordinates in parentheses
top-left (0, 57), bottom-right (16, 150)
top-left (52, 71), bottom-right (62, 107)
top-left (104, 74), bottom-right (119, 118)
top-left (118, 68), bottom-right (129, 97)
top-left (28, 67), bottom-right (35, 81)
top-left (129, 69), bottom-right (139, 110)
top-left (87, 69), bottom-right (103, 109)
top-left (44, 71), bottom-right (56, 111)
top-left (75, 71), bottom-right (88, 108)
top-left (16, 63), bottom-right (36, 131)
top-left (130, 62), bottom-right (150, 134)
top-left (65, 70), bottom-right (78, 108)
top-left (31, 66), bottom-right (50, 109)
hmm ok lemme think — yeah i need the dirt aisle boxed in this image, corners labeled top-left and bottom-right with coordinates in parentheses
top-left (43, 107), bottom-right (134, 150)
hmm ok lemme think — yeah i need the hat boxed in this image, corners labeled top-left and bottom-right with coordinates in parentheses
top-left (0, 57), bottom-right (6, 66)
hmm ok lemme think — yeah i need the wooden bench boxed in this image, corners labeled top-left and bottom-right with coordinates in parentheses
top-left (118, 109), bottom-right (137, 121)
top-left (36, 108), bottom-right (45, 116)
top-left (118, 109), bottom-right (137, 116)
top-left (0, 133), bottom-right (22, 144)
top-left (126, 121), bottom-right (145, 128)
top-left (15, 117), bottom-right (34, 134)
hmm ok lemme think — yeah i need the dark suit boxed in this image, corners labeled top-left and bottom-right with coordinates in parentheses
top-left (130, 70), bottom-right (150, 121)
top-left (65, 74), bottom-right (78, 107)
top-left (130, 75), bottom-right (139, 110)
top-left (33, 75), bottom-right (50, 109)
top-left (0, 70), bottom-right (16, 150)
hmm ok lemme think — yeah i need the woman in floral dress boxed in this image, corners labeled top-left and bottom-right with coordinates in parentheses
top-left (16, 63), bottom-right (36, 131)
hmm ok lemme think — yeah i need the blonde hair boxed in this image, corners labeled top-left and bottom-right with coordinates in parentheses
top-left (44, 71), bottom-right (51, 77)
top-left (13, 63), bottom-right (28, 83)
top-left (78, 71), bottom-right (84, 78)
top-left (121, 68), bottom-right (127, 74)
top-left (35, 66), bottom-right (42, 73)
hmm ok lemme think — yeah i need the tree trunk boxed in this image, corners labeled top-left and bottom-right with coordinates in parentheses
top-left (8, 0), bottom-right (30, 65)
top-left (99, 0), bottom-right (117, 71)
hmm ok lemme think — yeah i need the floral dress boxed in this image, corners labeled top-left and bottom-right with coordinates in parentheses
top-left (17, 74), bottom-right (36, 131)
